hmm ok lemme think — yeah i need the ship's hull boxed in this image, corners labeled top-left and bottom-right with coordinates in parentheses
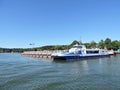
top-left (52, 54), bottom-right (110, 61)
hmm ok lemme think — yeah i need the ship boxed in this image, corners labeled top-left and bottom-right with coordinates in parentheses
top-left (51, 44), bottom-right (110, 61)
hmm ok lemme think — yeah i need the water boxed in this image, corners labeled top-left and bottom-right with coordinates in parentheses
top-left (0, 54), bottom-right (120, 90)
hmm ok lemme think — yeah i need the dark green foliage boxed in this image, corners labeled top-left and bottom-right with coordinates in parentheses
top-left (111, 40), bottom-right (120, 50)
top-left (84, 43), bottom-right (91, 48)
top-left (69, 40), bottom-right (80, 48)
top-left (98, 40), bottom-right (105, 49)
top-left (98, 38), bottom-right (120, 50)
top-left (104, 38), bottom-right (112, 50)
top-left (90, 41), bottom-right (97, 48)
top-left (36, 45), bottom-right (68, 50)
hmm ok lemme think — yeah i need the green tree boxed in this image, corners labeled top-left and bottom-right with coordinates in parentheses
top-left (84, 43), bottom-right (91, 48)
top-left (98, 40), bottom-right (105, 49)
top-left (90, 41), bottom-right (97, 48)
top-left (69, 40), bottom-right (80, 48)
top-left (111, 40), bottom-right (120, 50)
top-left (104, 38), bottom-right (112, 50)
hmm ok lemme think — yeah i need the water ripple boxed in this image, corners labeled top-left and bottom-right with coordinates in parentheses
top-left (1, 54), bottom-right (120, 90)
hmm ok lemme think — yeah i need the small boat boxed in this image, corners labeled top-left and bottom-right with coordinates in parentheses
top-left (114, 49), bottom-right (120, 54)
top-left (51, 44), bottom-right (110, 61)
top-left (108, 50), bottom-right (114, 55)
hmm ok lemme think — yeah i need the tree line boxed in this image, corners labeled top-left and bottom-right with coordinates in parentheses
top-left (84, 38), bottom-right (120, 50)
top-left (0, 38), bottom-right (120, 53)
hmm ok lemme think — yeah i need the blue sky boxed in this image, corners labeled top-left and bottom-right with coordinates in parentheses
top-left (0, 0), bottom-right (120, 48)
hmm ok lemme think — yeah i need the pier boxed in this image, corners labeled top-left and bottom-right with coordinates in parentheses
top-left (22, 50), bottom-right (63, 59)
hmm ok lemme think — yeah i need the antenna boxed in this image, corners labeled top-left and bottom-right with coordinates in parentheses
top-left (79, 37), bottom-right (82, 44)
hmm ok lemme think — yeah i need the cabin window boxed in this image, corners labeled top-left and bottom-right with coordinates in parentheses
top-left (86, 50), bottom-right (99, 54)
top-left (78, 51), bottom-right (82, 54)
top-left (75, 51), bottom-right (82, 54)
top-left (73, 46), bottom-right (82, 48)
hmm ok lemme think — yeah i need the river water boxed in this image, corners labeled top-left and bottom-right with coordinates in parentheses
top-left (0, 54), bottom-right (120, 90)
